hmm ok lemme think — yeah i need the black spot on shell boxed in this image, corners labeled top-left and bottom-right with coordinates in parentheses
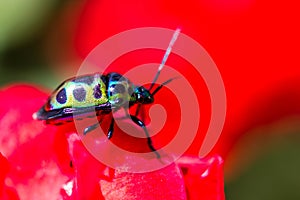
top-left (73, 87), bottom-right (86, 102)
top-left (56, 88), bottom-right (67, 104)
top-left (93, 84), bottom-right (102, 99)
top-left (74, 76), bottom-right (94, 85)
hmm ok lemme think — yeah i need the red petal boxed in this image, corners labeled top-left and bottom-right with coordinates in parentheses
top-left (0, 153), bottom-right (9, 185)
top-left (177, 155), bottom-right (225, 200)
top-left (0, 85), bottom-right (69, 199)
top-left (64, 133), bottom-right (106, 200)
top-left (100, 163), bottom-right (187, 200)
top-left (0, 153), bottom-right (19, 200)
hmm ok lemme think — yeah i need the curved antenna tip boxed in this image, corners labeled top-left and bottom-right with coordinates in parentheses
top-left (149, 28), bottom-right (181, 91)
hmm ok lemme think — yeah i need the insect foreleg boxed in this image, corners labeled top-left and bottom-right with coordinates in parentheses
top-left (134, 104), bottom-right (142, 117)
top-left (129, 115), bottom-right (160, 158)
top-left (107, 117), bottom-right (115, 139)
top-left (83, 116), bottom-right (115, 140)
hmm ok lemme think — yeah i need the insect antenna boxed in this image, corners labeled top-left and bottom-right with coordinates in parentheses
top-left (135, 28), bottom-right (181, 117)
top-left (148, 28), bottom-right (181, 91)
top-left (151, 77), bottom-right (179, 96)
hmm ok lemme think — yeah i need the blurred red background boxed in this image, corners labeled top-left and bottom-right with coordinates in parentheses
top-left (70, 0), bottom-right (300, 171)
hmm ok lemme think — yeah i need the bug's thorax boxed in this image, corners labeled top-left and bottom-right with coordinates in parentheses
top-left (106, 73), bottom-right (154, 106)
top-left (106, 73), bottom-right (136, 107)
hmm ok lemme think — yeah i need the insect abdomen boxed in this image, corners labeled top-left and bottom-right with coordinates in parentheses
top-left (47, 74), bottom-right (109, 111)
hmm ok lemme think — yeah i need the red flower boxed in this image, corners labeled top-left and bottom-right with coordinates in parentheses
top-left (0, 153), bottom-right (19, 200)
top-left (0, 85), bottom-right (68, 199)
top-left (0, 84), bottom-right (225, 199)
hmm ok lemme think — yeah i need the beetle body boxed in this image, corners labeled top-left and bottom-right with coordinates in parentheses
top-left (34, 72), bottom-right (162, 157)
top-left (34, 72), bottom-right (152, 124)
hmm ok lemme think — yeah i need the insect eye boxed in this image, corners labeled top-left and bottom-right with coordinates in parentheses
top-left (56, 88), bottom-right (67, 104)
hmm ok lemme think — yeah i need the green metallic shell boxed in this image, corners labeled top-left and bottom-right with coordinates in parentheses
top-left (47, 74), bottom-right (108, 110)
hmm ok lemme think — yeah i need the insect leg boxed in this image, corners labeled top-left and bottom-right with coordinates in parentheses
top-left (129, 115), bottom-right (160, 158)
top-left (84, 123), bottom-right (99, 135)
top-left (107, 117), bottom-right (115, 139)
top-left (134, 104), bottom-right (142, 116)
top-left (83, 118), bottom-right (103, 135)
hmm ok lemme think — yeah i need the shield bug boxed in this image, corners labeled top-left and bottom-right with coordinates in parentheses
top-left (33, 29), bottom-right (180, 158)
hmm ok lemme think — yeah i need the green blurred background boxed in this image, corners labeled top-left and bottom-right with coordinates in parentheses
top-left (1, 1), bottom-right (300, 199)
top-left (0, 0), bottom-right (80, 88)
top-left (0, 0), bottom-right (57, 87)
